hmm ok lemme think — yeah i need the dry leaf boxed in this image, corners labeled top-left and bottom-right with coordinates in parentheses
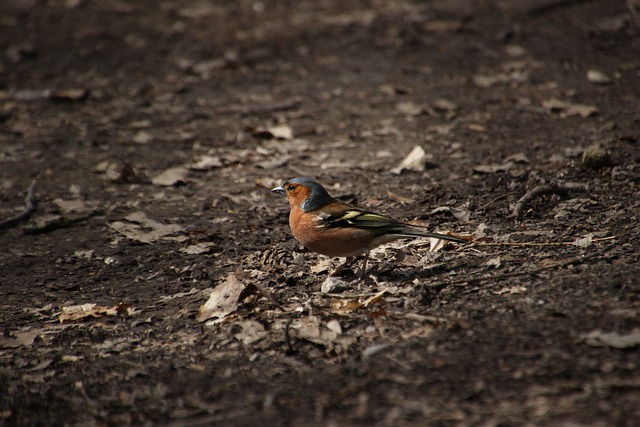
top-left (542, 98), bottom-right (598, 118)
top-left (329, 298), bottom-right (366, 314)
top-left (449, 202), bottom-right (471, 222)
top-left (472, 70), bottom-right (529, 87)
top-left (197, 273), bottom-right (247, 323)
top-left (108, 211), bottom-right (184, 243)
top-left (572, 234), bottom-right (593, 248)
top-left (400, 324), bottom-right (434, 340)
top-left (395, 101), bottom-right (425, 116)
top-left (151, 167), bottom-right (189, 186)
top-left (50, 88), bottom-right (89, 102)
top-left (233, 320), bottom-right (268, 345)
top-left (505, 152), bottom-right (530, 164)
top-left (423, 20), bottom-right (463, 33)
top-left (189, 155), bottom-right (223, 170)
top-left (179, 242), bottom-right (216, 254)
top-left (252, 124), bottom-right (293, 140)
top-left (494, 285), bottom-right (527, 295)
top-left (291, 317), bottom-right (341, 347)
top-left (485, 257), bottom-right (502, 268)
top-left (587, 69), bottom-right (612, 84)
top-left (0, 328), bottom-right (43, 348)
top-left (320, 276), bottom-right (350, 294)
top-left (390, 145), bottom-right (431, 174)
top-left (473, 161), bottom-right (516, 174)
top-left (385, 190), bottom-right (415, 204)
top-left (326, 319), bottom-right (342, 334)
top-left (429, 237), bottom-right (447, 252)
top-left (59, 303), bottom-right (125, 323)
top-left (582, 330), bottom-right (640, 349)
top-left (363, 289), bottom-right (388, 308)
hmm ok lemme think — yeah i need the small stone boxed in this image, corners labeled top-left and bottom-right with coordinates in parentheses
top-left (587, 69), bottom-right (612, 85)
top-left (582, 145), bottom-right (612, 170)
top-left (320, 276), bottom-right (349, 294)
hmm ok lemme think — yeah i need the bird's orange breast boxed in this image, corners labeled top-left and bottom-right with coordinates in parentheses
top-left (289, 209), bottom-right (373, 257)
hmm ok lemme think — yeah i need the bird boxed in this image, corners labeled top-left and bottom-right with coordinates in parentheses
top-left (271, 177), bottom-right (467, 278)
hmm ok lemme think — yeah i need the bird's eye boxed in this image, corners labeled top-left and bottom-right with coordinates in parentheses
top-left (287, 185), bottom-right (296, 191)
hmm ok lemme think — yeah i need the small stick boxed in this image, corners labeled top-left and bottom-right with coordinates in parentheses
top-left (475, 236), bottom-right (616, 247)
top-left (0, 179), bottom-right (37, 230)
top-left (513, 183), bottom-right (587, 221)
top-left (213, 97), bottom-right (302, 116)
top-left (478, 192), bottom-right (516, 211)
top-left (424, 241), bottom-right (618, 291)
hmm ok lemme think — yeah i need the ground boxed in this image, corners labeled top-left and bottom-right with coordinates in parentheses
top-left (1, 0), bottom-right (639, 426)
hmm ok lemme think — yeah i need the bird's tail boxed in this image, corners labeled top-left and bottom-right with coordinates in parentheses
top-left (389, 225), bottom-right (468, 244)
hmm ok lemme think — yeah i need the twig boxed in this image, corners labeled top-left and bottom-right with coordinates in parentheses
top-left (213, 97), bottom-right (302, 116)
top-left (284, 318), bottom-right (295, 354)
top-left (23, 209), bottom-right (103, 235)
top-left (514, 183), bottom-right (587, 221)
top-left (425, 242), bottom-right (618, 291)
top-left (478, 192), bottom-right (517, 211)
top-left (0, 179), bottom-right (37, 230)
top-left (475, 236), bottom-right (616, 247)
top-left (527, 0), bottom-right (594, 16)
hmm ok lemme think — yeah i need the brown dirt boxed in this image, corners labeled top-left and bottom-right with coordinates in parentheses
top-left (1, 1), bottom-right (639, 426)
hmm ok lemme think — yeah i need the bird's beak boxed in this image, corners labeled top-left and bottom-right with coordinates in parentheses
top-left (271, 185), bottom-right (285, 195)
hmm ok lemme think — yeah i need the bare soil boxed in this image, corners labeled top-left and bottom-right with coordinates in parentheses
top-left (1, 1), bottom-right (639, 426)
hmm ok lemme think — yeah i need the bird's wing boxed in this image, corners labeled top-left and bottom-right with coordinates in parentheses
top-left (315, 203), bottom-right (467, 244)
top-left (316, 204), bottom-right (399, 231)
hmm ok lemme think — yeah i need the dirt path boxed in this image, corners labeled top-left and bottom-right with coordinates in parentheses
top-left (1, 1), bottom-right (639, 425)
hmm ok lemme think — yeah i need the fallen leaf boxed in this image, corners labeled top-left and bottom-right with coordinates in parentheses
top-left (59, 303), bottom-right (125, 323)
top-left (320, 276), bottom-right (350, 294)
top-left (378, 83), bottom-right (412, 96)
top-left (467, 123), bottom-right (487, 133)
top-left (390, 145), bottom-right (431, 174)
top-left (473, 161), bottom-right (516, 174)
top-left (291, 316), bottom-right (341, 347)
top-left (0, 328), bottom-right (43, 348)
top-left (179, 242), bottom-right (216, 254)
top-left (429, 238), bottom-right (447, 252)
top-left (395, 100), bottom-right (426, 116)
top-left (472, 70), bottom-right (529, 87)
top-left (197, 273), bottom-right (248, 323)
top-left (485, 256), bottom-right (502, 268)
top-left (363, 289), bottom-right (388, 308)
top-left (96, 161), bottom-right (144, 183)
top-left (572, 234), bottom-right (593, 248)
top-left (385, 190), bottom-right (415, 204)
top-left (504, 152), bottom-right (530, 164)
top-left (50, 88), bottom-right (89, 102)
top-left (189, 155), bottom-right (223, 170)
top-left (587, 69), bottom-right (612, 84)
top-left (132, 130), bottom-right (153, 144)
top-left (251, 124), bottom-right (293, 140)
top-left (400, 324), bottom-right (434, 340)
top-left (423, 20), bottom-right (463, 33)
top-left (233, 320), bottom-right (268, 345)
top-left (432, 98), bottom-right (458, 112)
top-left (582, 330), bottom-right (640, 349)
top-left (53, 198), bottom-right (86, 213)
top-left (329, 298), bottom-right (366, 314)
top-left (108, 211), bottom-right (185, 243)
top-left (362, 343), bottom-right (392, 359)
top-left (494, 285), bottom-right (527, 295)
top-left (542, 98), bottom-right (598, 118)
top-left (449, 202), bottom-right (471, 222)
top-left (326, 319), bottom-right (342, 335)
top-left (151, 167), bottom-right (189, 186)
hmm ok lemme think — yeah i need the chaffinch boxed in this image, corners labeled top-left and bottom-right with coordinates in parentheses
top-left (271, 177), bottom-right (467, 278)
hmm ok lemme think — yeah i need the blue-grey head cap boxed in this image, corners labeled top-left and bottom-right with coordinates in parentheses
top-left (281, 177), bottom-right (334, 212)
